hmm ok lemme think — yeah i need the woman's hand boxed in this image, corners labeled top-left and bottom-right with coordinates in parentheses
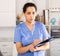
top-left (33, 39), bottom-right (40, 47)
top-left (29, 40), bottom-right (40, 52)
top-left (29, 44), bottom-right (35, 52)
top-left (29, 44), bottom-right (37, 52)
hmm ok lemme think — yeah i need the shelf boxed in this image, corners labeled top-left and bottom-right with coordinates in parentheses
top-left (49, 10), bottom-right (60, 12)
top-left (49, 8), bottom-right (60, 12)
top-left (0, 26), bottom-right (16, 28)
top-left (0, 37), bottom-right (13, 42)
top-left (50, 25), bottom-right (60, 26)
top-left (45, 25), bottom-right (50, 27)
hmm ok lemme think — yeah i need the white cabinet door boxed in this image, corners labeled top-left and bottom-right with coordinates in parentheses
top-left (0, 42), bottom-right (13, 56)
top-left (0, 0), bottom-right (16, 27)
top-left (50, 38), bottom-right (60, 56)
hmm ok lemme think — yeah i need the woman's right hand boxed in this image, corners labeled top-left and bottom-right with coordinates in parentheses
top-left (29, 44), bottom-right (35, 52)
top-left (29, 40), bottom-right (40, 52)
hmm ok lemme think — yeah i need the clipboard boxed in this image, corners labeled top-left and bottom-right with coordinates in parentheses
top-left (35, 37), bottom-right (54, 47)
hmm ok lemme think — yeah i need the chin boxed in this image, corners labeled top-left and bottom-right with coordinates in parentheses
top-left (29, 21), bottom-right (32, 23)
top-left (29, 21), bottom-right (34, 24)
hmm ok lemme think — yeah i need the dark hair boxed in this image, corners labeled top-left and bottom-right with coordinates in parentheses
top-left (23, 3), bottom-right (37, 13)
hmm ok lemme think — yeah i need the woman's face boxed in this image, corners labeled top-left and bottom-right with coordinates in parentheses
top-left (24, 7), bottom-right (36, 23)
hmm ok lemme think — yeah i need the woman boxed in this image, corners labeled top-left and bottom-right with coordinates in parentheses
top-left (14, 2), bottom-right (50, 56)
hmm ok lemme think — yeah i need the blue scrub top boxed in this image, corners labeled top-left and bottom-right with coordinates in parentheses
top-left (14, 21), bottom-right (49, 56)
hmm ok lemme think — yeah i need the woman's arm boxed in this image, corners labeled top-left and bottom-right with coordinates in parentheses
top-left (16, 42), bottom-right (34, 54)
top-left (33, 38), bottom-right (50, 51)
top-left (35, 42), bottom-right (49, 51)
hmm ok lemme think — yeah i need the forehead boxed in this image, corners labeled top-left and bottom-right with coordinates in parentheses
top-left (26, 7), bottom-right (36, 12)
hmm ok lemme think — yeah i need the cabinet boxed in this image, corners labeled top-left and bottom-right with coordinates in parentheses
top-left (0, 0), bottom-right (16, 27)
top-left (0, 42), bottom-right (13, 56)
top-left (48, 0), bottom-right (60, 37)
top-left (0, 27), bottom-right (14, 56)
top-left (47, 0), bottom-right (60, 56)
top-left (0, 0), bottom-right (16, 56)
top-left (50, 38), bottom-right (60, 56)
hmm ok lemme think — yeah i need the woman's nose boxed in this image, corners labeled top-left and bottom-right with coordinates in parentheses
top-left (30, 14), bottom-right (33, 18)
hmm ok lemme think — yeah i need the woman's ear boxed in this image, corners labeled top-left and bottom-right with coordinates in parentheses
top-left (23, 12), bottom-right (26, 16)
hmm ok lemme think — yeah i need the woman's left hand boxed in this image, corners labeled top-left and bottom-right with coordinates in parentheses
top-left (33, 39), bottom-right (40, 47)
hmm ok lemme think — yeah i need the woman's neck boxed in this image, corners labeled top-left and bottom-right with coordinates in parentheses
top-left (25, 21), bottom-right (34, 26)
top-left (25, 21), bottom-right (34, 31)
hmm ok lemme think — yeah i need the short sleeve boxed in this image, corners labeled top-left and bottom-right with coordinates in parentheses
top-left (41, 24), bottom-right (50, 39)
top-left (14, 26), bottom-right (22, 43)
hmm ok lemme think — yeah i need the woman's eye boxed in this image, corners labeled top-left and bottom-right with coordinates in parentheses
top-left (27, 12), bottom-right (35, 15)
top-left (27, 12), bottom-right (31, 15)
top-left (33, 12), bottom-right (35, 14)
